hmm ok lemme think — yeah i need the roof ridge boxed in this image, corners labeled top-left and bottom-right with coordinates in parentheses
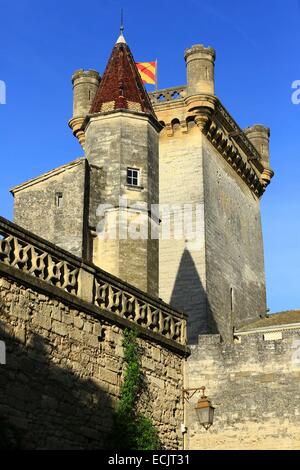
top-left (237, 310), bottom-right (300, 333)
top-left (10, 157), bottom-right (85, 194)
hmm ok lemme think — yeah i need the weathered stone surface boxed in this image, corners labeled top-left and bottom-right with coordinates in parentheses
top-left (186, 331), bottom-right (300, 450)
top-left (85, 111), bottom-right (160, 297)
top-left (12, 159), bottom-right (87, 259)
top-left (203, 139), bottom-right (266, 340)
top-left (0, 273), bottom-right (184, 450)
top-left (5, 37), bottom-right (286, 454)
top-left (158, 121), bottom-right (266, 343)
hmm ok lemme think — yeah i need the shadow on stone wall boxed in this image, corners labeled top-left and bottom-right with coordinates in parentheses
top-left (170, 248), bottom-right (218, 344)
top-left (0, 323), bottom-right (115, 450)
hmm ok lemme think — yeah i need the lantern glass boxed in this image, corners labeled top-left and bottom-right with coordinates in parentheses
top-left (195, 398), bottom-right (214, 430)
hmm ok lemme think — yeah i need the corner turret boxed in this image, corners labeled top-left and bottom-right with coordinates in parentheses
top-left (184, 44), bottom-right (216, 97)
top-left (69, 69), bottom-right (101, 147)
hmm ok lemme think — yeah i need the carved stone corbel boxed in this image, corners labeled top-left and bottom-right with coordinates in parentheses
top-left (68, 116), bottom-right (86, 148)
top-left (180, 120), bottom-right (188, 134)
top-left (166, 123), bottom-right (174, 137)
top-left (261, 168), bottom-right (274, 188)
top-left (194, 109), bottom-right (213, 131)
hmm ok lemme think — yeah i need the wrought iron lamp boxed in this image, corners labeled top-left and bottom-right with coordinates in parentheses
top-left (183, 386), bottom-right (215, 430)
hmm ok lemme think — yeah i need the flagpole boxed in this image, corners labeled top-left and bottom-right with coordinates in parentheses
top-left (120, 8), bottom-right (124, 34)
top-left (155, 59), bottom-right (158, 91)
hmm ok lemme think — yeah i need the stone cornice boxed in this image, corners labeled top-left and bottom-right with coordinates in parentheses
top-left (149, 86), bottom-right (266, 167)
top-left (214, 100), bottom-right (264, 173)
top-left (149, 86), bottom-right (273, 196)
top-left (83, 108), bottom-right (163, 134)
top-left (203, 118), bottom-right (265, 197)
top-left (236, 323), bottom-right (300, 336)
top-left (10, 158), bottom-right (85, 194)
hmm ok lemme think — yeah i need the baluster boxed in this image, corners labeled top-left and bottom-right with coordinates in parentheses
top-left (28, 247), bottom-right (47, 277)
top-left (0, 235), bottom-right (13, 264)
top-left (108, 286), bottom-right (123, 314)
top-left (11, 239), bottom-right (31, 269)
top-left (135, 301), bottom-right (148, 325)
top-left (162, 315), bottom-right (171, 337)
top-left (121, 293), bottom-right (136, 320)
top-left (174, 321), bottom-right (182, 342)
top-left (149, 308), bottom-right (160, 331)
top-left (60, 262), bottom-right (79, 293)
top-left (169, 317), bottom-right (176, 340)
top-left (158, 310), bottom-right (165, 334)
top-left (46, 257), bottom-right (63, 286)
top-left (96, 282), bottom-right (110, 308)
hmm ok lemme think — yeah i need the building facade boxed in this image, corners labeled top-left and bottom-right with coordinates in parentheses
top-left (2, 32), bottom-right (300, 449)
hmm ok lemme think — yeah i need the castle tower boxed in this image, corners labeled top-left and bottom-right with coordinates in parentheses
top-left (244, 124), bottom-right (273, 187)
top-left (69, 69), bottom-right (101, 147)
top-left (185, 44), bottom-right (216, 96)
top-left (11, 33), bottom-right (161, 298)
top-left (11, 36), bottom-right (274, 341)
top-left (150, 44), bottom-right (274, 342)
top-left (83, 32), bottom-right (161, 296)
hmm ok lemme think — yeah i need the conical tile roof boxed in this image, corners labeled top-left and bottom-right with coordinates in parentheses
top-left (90, 35), bottom-right (156, 117)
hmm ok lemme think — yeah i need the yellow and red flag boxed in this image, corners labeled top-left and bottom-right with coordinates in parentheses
top-left (136, 61), bottom-right (157, 85)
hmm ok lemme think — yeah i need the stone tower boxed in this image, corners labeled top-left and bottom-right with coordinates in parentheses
top-left (82, 33), bottom-right (161, 296)
top-left (11, 33), bottom-right (161, 297)
top-left (149, 44), bottom-right (274, 342)
top-left (11, 37), bottom-right (274, 342)
top-left (69, 69), bottom-right (101, 147)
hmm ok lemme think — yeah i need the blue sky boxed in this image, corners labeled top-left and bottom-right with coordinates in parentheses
top-left (0, 0), bottom-right (299, 313)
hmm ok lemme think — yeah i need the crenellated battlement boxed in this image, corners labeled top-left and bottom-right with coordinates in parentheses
top-left (149, 85), bottom-right (273, 196)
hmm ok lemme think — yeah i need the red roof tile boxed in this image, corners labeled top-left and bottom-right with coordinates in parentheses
top-left (90, 37), bottom-right (156, 118)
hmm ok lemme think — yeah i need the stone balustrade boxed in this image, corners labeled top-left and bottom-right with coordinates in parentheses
top-left (149, 86), bottom-right (187, 104)
top-left (0, 217), bottom-right (187, 347)
top-left (0, 231), bottom-right (79, 294)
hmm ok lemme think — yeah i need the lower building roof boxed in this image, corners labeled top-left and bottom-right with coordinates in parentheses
top-left (237, 310), bottom-right (300, 333)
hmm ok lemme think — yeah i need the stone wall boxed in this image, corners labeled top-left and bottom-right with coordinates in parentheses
top-left (0, 217), bottom-right (188, 450)
top-left (0, 271), bottom-right (185, 450)
top-left (203, 138), bottom-right (267, 341)
top-left (156, 99), bottom-right (267, 343)
top-left (85, 111), bottom-right (160, 297)
top-left (186, 331), bottom-right (300, 450)
top-left (12, 159), bottom-right (88, 259)
top-left (159, 122), bottom-right (208, 344)
top-left (158, 125), bottom-right (266, 343)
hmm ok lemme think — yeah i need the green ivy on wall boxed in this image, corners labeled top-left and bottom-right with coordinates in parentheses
top-left (110, 329), bottom-right (161, 450)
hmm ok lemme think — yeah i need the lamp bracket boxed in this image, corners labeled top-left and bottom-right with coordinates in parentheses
top-left (183, 386), bottom-right (206, 403)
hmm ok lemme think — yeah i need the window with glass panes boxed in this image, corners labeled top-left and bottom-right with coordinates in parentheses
top-left (127, 168), bottom-right (140, 187)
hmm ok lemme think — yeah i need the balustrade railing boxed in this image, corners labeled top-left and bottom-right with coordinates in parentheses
top-left (149, 86), bottom-right (187, 105)
top-left (0, 217), bottom-right (187, 346)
